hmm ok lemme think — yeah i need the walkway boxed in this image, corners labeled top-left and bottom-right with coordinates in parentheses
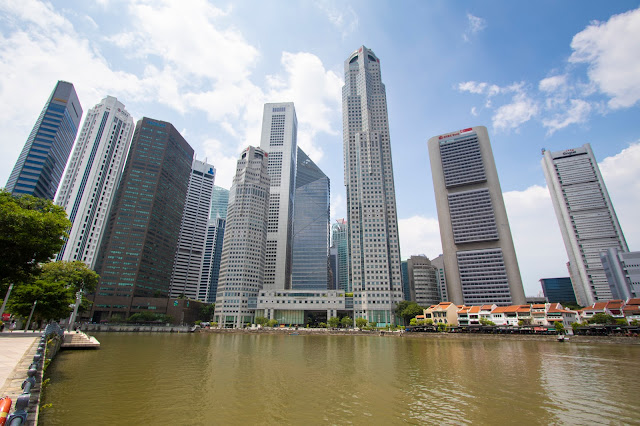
top-left (0, 333), bottom-right (39, 396)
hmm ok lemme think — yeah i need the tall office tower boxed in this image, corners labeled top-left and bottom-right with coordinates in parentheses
top-left (542, 144), bottom-right (628, 306)
top-left (214, 146), bottom-right (270, 328)
top-left (601, 249), bottom-right (640, 300)
top-left (291, 148), bottom-right (330, 290)
top-left (329, 246), bottom-right (338, 290)
top-left (201, 186), bottom-right (229, 303)
top-left (259, 102), bottom-right (298, 291)
top-left (539, 277), bottom-right (576, 304)
top-left (407, 256), bottom-right (441, 306)
top-left (6, 81), bottom-right (82, 199)
top-left (331, 219), bottom-right (350, 292)
top-left (55, 96), bottom-right (134, 268)
top-left (92, 118), bottom-right (193, 320)
top-left (169, 159), bottom-right (216, 301)
top-left (428, 126), bottom-right (525, 306)
top-left (343, 46), bottom-right (403, 325)
top-left (401, 261), bottom-right (410, 301)
top-left (431, 255), bottom-right (448, 302)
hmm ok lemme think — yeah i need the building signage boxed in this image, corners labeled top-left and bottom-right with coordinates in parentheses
top-left (438, 128), bottom-right (474, 140)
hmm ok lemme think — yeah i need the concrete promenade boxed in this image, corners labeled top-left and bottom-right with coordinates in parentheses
top-left (0, 332), bottom-right (40, 416)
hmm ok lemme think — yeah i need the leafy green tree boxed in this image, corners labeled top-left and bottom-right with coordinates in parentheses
top-left (267, 319), bottom-right (278, 327)
top-left (318, 322), bottom-right (327, 328)
top-left (589, 313), bottom-right (617, 325)
top-left (554, 321), bottom-right (565, 334)
top-left (341, 317), bottom-right (353, 328)
top-left (630, 319), bottom-right (639, 326)
top-left (615, 318), bottom-right (628, 326)
top-left (409, 318), bottom-right (417, 326)
top-left (199, 303), bottom-right (215, 321)
top-left (437, 323), bottom-right (447, 332)
top-left (355, 317), bottom-right (368, 329)
top-left (128, 312), bottom-right (173, 323)
top-left (328, 317), bottom-right (340, 328)
top-left (479, 318), bottom-right (495, 326)
top-left (39, 261), bottom-right (98, 293)
top-left (255, 316), bottom-right (269, 326)
top-left (367, 321), bottom-right (377, 329)
top-left (394, 301), bottom-right (425, 325)
top-left (7, 278), bottom-right (74, 323)
top-left (0, 191), bottom-right (71, 287)
top-left (425, 319), bottom-right (434, 325)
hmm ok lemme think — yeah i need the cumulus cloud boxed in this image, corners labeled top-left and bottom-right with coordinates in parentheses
top-left (541, 99), bottom-right (591, 134)
top-left (539, 75), bottom-right (568, 93)
top-left (398, 215), bottom-right (442, 260)
top-left (570, 8), bottom-right (640, 109)
top-left (463, 13), bottom-right (487, 42)
top-left (492, 92), bottom-right (539, 131)
top-left (316, 0), bottom-right (359, 38)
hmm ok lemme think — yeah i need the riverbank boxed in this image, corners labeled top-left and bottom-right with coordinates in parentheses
top-left (198, 327), bottom-right (640, 345)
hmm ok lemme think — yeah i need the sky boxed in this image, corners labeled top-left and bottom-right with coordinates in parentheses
top-left (1, 0), bottom-right (639, 298)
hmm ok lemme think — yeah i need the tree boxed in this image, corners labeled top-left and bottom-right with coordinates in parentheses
top-left (409, 318), bottom-right (417, 326)
top-left (554, 321), bottom-right (565, 334)
top-left (589, 313), bottom-right (617, 325)
top-left (38, 261), bottom-right (99, 293)
top-left (255, 316), bottom-right (269, 326)
top-left (479, 318), bottom-right (495, 326)
top-left (355, 318), bottom-right (368, 329)
top-left (341, 317), bottom-right (353, 328)
top-left (267, 319), bottom-right (278, 327)
top-left (7, 279), bottom-right (74, 323)
top-left (199, 304), bottom-right (215, 321)
top-left (328, 317), bottom-right (340, 328)
top-left (394, 301), bottom-right (425, 325)
top-left (0, 191), bottom-right (71, 287)
top-left (318, 322), bottom-right (327, 328)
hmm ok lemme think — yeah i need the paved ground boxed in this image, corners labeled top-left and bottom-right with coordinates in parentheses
top-left (0, 333), bottom-right (39, 396)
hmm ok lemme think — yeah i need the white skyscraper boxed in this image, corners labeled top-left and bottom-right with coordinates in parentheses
top-left (55, 96), bottom-right (134, 268)
top-left (259, 102), bottom-right (298, 291)
top-left (542, 144), bottom-right (628, 306)
top-left (428, 126), bottom-right (525, 306)
top-left (169, 159), bottom-right (216, 301)
top-left (214, 146), bottom-right (270, 328)
top-left (343, 46), bottom-right (403, 325)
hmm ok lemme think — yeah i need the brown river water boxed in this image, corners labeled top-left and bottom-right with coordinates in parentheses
top-left (40, 333), bottom-right (640, 425)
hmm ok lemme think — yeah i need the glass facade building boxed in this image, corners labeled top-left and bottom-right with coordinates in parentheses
top-left (539, 277), bottom-right (576, 304)
top-left (291, 148), bottom-right (330, 290)
top-left (91, 118), bottom-right (194, 320)
top-left (6, 81), bottom-right (82, 200)
top-left (331, 219), bottom-right (350, 292)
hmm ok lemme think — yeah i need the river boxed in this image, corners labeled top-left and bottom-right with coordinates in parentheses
top-left (40, 333), bottom-right (640, 425)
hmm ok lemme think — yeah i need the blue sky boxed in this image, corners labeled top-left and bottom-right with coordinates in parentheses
top-left (1, 0), bottom-right (639, 297)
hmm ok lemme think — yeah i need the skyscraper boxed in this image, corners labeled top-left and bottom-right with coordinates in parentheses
top-left (91, 118), bottom-right (194, 320)
top-left (291, 148), bottom-right (330, 290)
top-left (259, 102), bottom-right (298, 291)
top-left (542, 144), bottom-right (628, 305)
top-left (331, 219), bottom-right (350, 292)
top-left (428, 126), bottom-right (525, 306)
top-left (6, 81), bottom-right (82, 199)
top-left (343, 46), bottom-right (403, 325)
top-left (539, 277), bottom-right (576, 304)
top-left (55, 96), bottom-right (134, 268)
top-left (169, 159), bottom-right (216, 301)
top-left (214, 146), bottom-right (270, 328)
top-left (431, 254), bottom-right (448, 302)
top-left (201, 186), bottom-right (229, 303)
top-left (407, 256), bottom-right (441, 306)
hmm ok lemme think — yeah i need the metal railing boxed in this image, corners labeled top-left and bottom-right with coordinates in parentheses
top-left (5, 323), bottom-right (63, 425)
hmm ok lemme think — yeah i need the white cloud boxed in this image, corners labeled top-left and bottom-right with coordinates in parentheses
top-left (542, 99), bottom-right (591, 134)
top-left (463, 13), bottom-right (487, 42)
top-left (570, 7), bottom-right (640, 109)
top-left (330, 193), bottom-right (345, 222)
top-left (599, 142), bottom-right (640, 250)
top-left (539, 75), bottom-right (568, 93)
top-left (458, 81), bottom-right (500, 96)
top-left (201, 138), bottom-right (240, 190)
top-left (492, 92), bottom-right (539, 131)
top-left (316, 1), bottom-right (359, 38)
top-left (503, 185), bottom-right (568, 296)
top-left (398, 215), bottom-right (442, 260)
top-left (470, 106), bottom-right (478, 116)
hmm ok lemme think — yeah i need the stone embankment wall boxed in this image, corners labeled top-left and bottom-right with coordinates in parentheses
top-left (82, 324), bottom-right (190, 333)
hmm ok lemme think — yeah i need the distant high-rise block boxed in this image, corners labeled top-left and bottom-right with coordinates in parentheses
top-left (343, 46), bottom-right (403, 325)
top-left (431, 255), bottom-right (448, 302)
top-left (600, 248), bottom-right (640, 300)
top-left (428, 126), bottom-right (525, 306)
top-left (215, 146), bottom-right (270, 328)
top-left (259, 102), bottom-right (298, 291)
top-left (542, 144), bottom-right (628, 305)
top-left (539, 277), bottom-right (576, 304)
top-left (92, 118), bottom-right (194, 321)
top-left (6, 81), bottom-right (82, 199)
top-left (170, 159), bottom-right (216, 301)
top-left (55, 96), bottom-right (134, 268)
top-left (331, 219), bottom-right (350, 292)
top-left (401, 261), bottom-right (410, 302)
top-left (407, 256), bottom-right (440, 307)
top-left (291, 148), bottom-right (330, 290)
top-left (201, 186), bottom-right (229, 303)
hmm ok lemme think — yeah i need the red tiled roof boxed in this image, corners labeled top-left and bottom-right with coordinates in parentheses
top-left (516, 306), bottom-right (531, 313)
top-left (492, 307), bottom-right (509, 313)
top-left (627, 298), bottom-right (640, 305)
top-left (606, 300), bottom-right (624, 309)
top-left (532, 304), bottom-right (546, 309)
top-left (480, 305), bottom-right (494, 311)
top-left (468, 306), bottom-right (481, 314)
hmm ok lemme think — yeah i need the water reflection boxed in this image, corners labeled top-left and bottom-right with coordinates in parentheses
top-left (40, 334), bottom-right (640, 425)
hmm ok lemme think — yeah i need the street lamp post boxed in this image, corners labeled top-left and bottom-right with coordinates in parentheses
top-left (67, 289), bottom-right (83, 332)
